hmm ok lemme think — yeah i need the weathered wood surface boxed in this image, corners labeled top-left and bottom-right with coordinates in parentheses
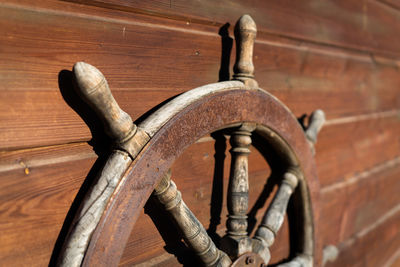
top-left (153, 171), bottom-right (231, 266)
top-left (226, 126), bottom-right (253, 238)
top-left (1, 2), bottom-right (400, 150)
top-left (1, 0), bottom-right (400, 266)
top-left (316, 112), bottom-right (400, 187)
top-left (255, 172), bottom-right (298, 248)
top-left (320, 157), bottom-right (400, 247)
top-left (324, 204), bottom-right (400, 267)
top-left (64, 0), bottom-right (400, 58)
top-left (0, 145), bottom-right (95, 266)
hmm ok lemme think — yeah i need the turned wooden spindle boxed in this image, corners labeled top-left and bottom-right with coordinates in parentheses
top-left (154, 171), bottom-right (232, 267)
top-left (254, 171), bottom-right (299, 248)
top-left (226, 124), bottom-right (255, 238)
top-left (233, 14), bottom-right (258, 88)
top-left (73, 62), bottom-right (136, 143)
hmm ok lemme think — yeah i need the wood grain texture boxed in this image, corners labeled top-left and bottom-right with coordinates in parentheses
top-left (0, 143), bottom-right (95, 173)
top-left (316, 112), bottom-right (400, 187)
top-left (0, 144), bottom-right (95, 266)
top-left (64, 0), bottom-right (400, 59)
top-left (320, 158), bottom-right (400, 247)
top-left (1, 3), bottom-right (400, 150)
top-left (325, 205), bottom-right (400, 267)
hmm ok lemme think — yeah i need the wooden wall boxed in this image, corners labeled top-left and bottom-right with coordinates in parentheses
top-left (1, 0), bottom-right (400, 266)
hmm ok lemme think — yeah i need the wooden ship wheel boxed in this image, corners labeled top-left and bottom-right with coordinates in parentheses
top-left (55, 15), bottom-right (325, 267)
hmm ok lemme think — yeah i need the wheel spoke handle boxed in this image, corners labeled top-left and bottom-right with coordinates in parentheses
top-left (153, 170), bottom-right (232, 267)
top-left (254, 171), bottom-right (299, 248)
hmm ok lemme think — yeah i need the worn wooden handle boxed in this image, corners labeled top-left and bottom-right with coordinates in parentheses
top-left (73, 62), bottom-right (136, 142)
top-left (233, 14), bottom-right (257, 84)
top-left (305, 109), bottom-right (326, 144)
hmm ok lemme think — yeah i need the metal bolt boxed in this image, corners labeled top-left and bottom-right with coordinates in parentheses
top-left (246, 256), bottom-right (254, 264)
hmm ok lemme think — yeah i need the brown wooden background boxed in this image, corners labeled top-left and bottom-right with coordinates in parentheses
top-left (1, 0), bottom-right (400, 266)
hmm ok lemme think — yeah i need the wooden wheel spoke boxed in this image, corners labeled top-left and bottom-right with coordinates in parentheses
top-left (254, 170), bottom-right (299, 248)
top-left (153, 170), bottom-right (231, 267)
top-left (226, 123), bottom-right (256, 238)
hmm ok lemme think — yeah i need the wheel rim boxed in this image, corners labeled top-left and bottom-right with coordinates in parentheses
top-left (82, 87), bottom-right (320, 266)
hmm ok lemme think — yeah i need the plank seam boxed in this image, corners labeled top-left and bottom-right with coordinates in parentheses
top-left (0, 2), bottom-right (217, 37)
top-left (255, 38), bottom-right (374, 63)
top-left (321, 156), bottom-right (400, 194)
top-left (1, 1), bottom-right (400, 65)
top-left (338, 202), bottom-right (400, 249)
top-left (0, 108), bottom-right (399, 160)
top-left (0, 149), bottom-right (96, 173)
top-left (325, 109), bottom-right (400, 126)
top-left (383, 246), bottom-right (400, 267)
top-left (375, 0), bottom-right (400, 13)
top-left (59, 0), bottom-right (400, 61)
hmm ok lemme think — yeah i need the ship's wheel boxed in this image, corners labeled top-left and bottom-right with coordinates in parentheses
top-left (55, 15), bottom-right (324, 267)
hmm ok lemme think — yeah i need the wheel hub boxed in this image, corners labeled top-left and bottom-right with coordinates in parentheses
top-left (231, 252), bottom-right (266, 267)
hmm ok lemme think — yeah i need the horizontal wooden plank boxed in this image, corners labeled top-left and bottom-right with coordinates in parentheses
top-left (325, 204), bottom-right (400, 267)
top-left (0, 145), bottom-right (95, 266)
top-left (63, 0), bottom-right (400, 59)
top-left (0, 141), bottom-right (96, 173)
top-left (319, 157), bottom-right (400, 249)
top-left (316, 112), bottom-right (400, 187)
top-left (1, 4), bottom-right (400, 150)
